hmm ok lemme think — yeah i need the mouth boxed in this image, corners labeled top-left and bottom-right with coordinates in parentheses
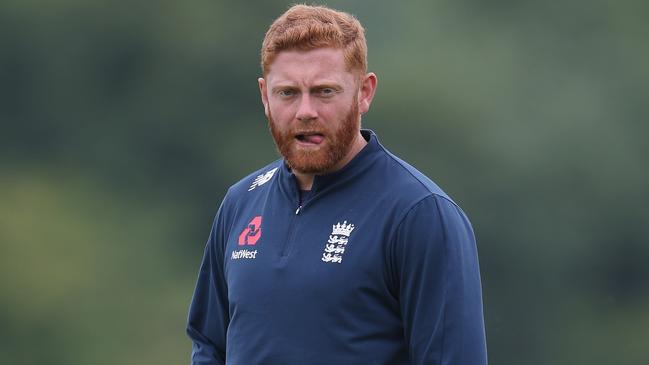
top-left (295, 132), bottom-right (325, 146)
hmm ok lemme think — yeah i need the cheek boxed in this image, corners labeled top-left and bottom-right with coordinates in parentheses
top-left (268, 102), bottom-right (296, 122)
top-left (322, 99), bottom-right (354, 120)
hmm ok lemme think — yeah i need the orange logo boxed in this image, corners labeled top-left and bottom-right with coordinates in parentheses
top-left (238, 216), bottom-right (262, 245)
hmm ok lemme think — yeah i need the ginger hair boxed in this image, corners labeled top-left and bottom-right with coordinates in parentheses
top-left (261, 4), bottom-right (367, 76)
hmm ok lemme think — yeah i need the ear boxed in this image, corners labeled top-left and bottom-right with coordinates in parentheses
top-left (358, 72), bottom-right (377, 115)
top-left (258, 77), bottom-right (269, 118)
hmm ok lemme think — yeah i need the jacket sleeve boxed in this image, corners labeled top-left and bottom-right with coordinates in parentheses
top-left (186, 199), bottom-right (230, 365)
top-left (392, 194), bottom-right (487, 365)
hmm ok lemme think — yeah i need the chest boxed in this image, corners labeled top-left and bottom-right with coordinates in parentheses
top-left (223, 198), bottom-right (396, 311)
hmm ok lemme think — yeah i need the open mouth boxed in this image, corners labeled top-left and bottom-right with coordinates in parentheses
top-left (295, 132), bottom-right (324, 145)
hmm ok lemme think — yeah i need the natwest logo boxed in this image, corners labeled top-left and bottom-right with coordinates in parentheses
top-left (238, 216), bottom-right (262, 245)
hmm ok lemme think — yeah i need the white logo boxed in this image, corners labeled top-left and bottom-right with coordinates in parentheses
top-left (231, 249), bottom-right (258, 260)
top-left (321, 221), bottom-right (355, 264)
top-left (248, 167), bottom-right (278, 191)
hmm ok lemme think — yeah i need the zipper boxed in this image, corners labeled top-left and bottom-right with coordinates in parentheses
top-left (280, 175), bottom-right (315, 257)
top-left (280, 203), bottom-right (302, 257)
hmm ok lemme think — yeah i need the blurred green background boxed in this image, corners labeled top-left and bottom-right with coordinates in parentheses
top-left (1, 0), bottom-right (648, 364)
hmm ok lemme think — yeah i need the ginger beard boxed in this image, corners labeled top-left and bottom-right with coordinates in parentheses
top-left (268, 95), bottom-right (360, 174)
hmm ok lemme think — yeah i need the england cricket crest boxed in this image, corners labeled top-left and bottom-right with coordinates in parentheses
top-left (321, 221), bottom-right (355, 264)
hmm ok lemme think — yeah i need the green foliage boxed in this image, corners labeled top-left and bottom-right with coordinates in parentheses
top-left (1, 0), bottom-right (648, 363)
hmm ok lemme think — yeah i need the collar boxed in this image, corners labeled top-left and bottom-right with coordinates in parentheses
top-left (277, 129), bottom-right (383, 203)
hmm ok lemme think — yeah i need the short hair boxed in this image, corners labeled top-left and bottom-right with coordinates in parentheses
top-left (261, 4), bottom-right (367, 76)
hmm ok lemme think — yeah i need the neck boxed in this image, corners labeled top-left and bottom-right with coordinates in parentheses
top-left (293, 131), bottom-right (367, 190)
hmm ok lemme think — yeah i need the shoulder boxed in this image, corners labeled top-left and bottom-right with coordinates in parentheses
top-left (212, 159), bottom-right (283, 220)
top-left (210, 159), bottom-right (283, 233)
top-left (224, 159), bottom-right (283, 199)
top-left (373, 142), bottom-right (462, 215)
top-left (398, 193), bottom-right (472, 234)
top-left (363, 137), bottom-right (477, 249)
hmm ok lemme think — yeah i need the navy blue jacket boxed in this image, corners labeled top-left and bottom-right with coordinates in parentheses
top-left (187, 130), bottom-right (487, 364)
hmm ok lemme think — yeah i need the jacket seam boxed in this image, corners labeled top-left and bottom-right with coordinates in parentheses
top-left (433, 194), bottom-right (449, 364)
top-left (381, 147), bottom-right (463, 212)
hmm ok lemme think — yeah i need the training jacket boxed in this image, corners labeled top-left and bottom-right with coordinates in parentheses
top-left (187, 129), bottom-right (487, 365)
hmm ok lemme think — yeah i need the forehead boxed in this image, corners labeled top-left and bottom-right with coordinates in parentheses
top-left (266, 48), bottom-right (355, 86)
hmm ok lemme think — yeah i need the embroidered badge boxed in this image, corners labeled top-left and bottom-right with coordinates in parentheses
top-left (321, 221), bottom-right (355, 264)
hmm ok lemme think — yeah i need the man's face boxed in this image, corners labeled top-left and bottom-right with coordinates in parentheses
top-left (259, 48), bottom-right (363, 174)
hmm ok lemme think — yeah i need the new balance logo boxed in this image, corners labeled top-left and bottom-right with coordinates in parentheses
top-left (248, 167), bottom-right (278, 191)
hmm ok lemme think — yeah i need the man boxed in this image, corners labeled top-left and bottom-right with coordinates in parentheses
top-left (187, 4), bottom-right (487, 365)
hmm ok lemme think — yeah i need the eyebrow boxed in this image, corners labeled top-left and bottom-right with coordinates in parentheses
top-left (271, 85), bottom-right (296, 93)
top-left (271, 83), bottom-right (343, 93)
top-left (312, 83), bottom-right (343, 91)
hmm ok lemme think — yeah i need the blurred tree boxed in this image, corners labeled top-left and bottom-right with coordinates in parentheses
top-left (1, 0), bottom-right (647, 364)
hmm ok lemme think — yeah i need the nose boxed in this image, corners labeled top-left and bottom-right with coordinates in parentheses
top-left (295, 94), bottom-right (317, 121)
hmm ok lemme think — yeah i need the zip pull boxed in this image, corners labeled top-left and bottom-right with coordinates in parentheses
top-left (295, 206), bottom-right (302, 215)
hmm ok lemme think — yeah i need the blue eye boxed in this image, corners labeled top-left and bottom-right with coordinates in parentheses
top-left (318, 88), bottom-right (336, 97)
top-left (278, 89), bottom-right (296, 97)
